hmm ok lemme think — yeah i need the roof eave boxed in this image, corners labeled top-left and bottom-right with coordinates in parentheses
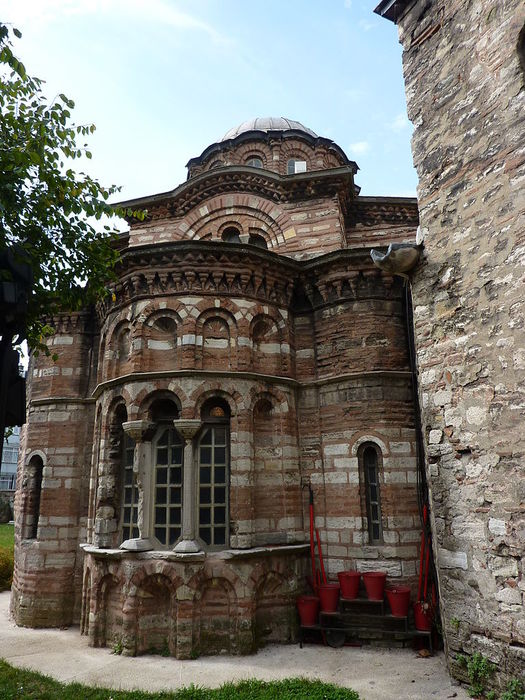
top-left (114, 164), bottom-right (359, 213)
top-left (186, 129), bottom-right (353, 170)
top-left (373, 0), bottom-right (413, 22)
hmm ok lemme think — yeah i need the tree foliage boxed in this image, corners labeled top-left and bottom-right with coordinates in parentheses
top-left (0, 24), bottom-right (144, 352)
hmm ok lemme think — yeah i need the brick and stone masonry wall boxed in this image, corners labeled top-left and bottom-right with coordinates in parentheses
top-left (11, 312), bottom-right (97, 626)
top-left (392, 0), bottom-right (525, 684)
top-left (82, 547), bottom-right (307, 658)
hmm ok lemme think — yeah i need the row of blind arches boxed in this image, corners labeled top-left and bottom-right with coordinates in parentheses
top-left (108, 310), bottom-right (285, 374)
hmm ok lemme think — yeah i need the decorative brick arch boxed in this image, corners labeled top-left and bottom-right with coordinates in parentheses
top-left (350, 432), bottom-right (389, 457)
top-left (249, 387), bottom-right (289, 416)
top-left (186, 197), bottom-right (283, 249)
top-left (191, 385), bottom-right (244, 418)
top-left (128, 567), bottom-right (180, 656)
top-left (136, 388), bottom-right (183, 421)
top-left (93, 573), bottom-right (123, 648)
top-left (129, 560), bottom-right (183, 591)
top-left (190, 571), bottom-right (240, 655)
top-left (249, 312), bottom-right (286, 375)
top-left (281, 142), bottom-right (314, 174)
top-left (195, 307), bottom-right (238, 371)
top-left (254, 569), bottom-right (294, 645)
top-left (106, 318), bottom-right (133, 379)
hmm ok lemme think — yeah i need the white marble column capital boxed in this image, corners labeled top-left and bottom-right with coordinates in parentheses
top-left (173, 419), bottom-right (201, 442)
top-left (122, 420), bottom-right (155, 442)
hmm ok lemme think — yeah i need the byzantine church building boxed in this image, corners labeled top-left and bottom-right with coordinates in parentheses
top-left (13, 117), bottom-right (421, 656)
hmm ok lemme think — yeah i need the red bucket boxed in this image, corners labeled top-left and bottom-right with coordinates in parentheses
top-left (337, 571), bottom-right (361, 599)
top-left (362, 571), bottom-right (387, 601)
top-left (413, 601), bottom-right (432, 631)
top-left (386, 586), bottom-right (411, 617)
top-left (318, 583), bottom-right (340, 613)
top-left (297, 595), bottom-right (319, 626)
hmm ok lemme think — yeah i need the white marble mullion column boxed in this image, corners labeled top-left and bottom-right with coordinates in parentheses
top-left (120, 420), bottom-right (155, 552)
top-left (173, 419), bottom-right (202, 553)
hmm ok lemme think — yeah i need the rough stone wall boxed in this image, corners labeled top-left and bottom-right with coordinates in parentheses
top-left (394, 0), bottom-right (525, 685)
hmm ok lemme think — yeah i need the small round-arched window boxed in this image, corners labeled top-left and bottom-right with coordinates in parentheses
top-left (249, 233), bottom-right (268, 249)
top-left (221, 226), bottom-right (241, 243)
top-left (361, 444), bottom-right (383, 544)
top-left (287, 158), bottom-right (307, 175)
top-left (246, 156), bottom-right (263, 168)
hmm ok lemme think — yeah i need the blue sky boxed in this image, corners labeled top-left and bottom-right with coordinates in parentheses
top-left (2, 0), bottom-right (417, 201)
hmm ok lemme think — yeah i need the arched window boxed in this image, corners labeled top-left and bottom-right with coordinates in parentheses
top-left (27, 455), bottom-right (44, 539)
top-left (287, 158), bottom-right (307, 175)
top-left (120, 433), bottom-right (138, 541)
top-left (209, 160), bottom-right (223, 169)
top-left (249, 233), bottom-right (268, 249)
top-left (221, 226), bottom-right (241, 243)
top-left (153, 427), bottom-right (183, 546)
top-left (198, 399), bottom-right (230, 548)
top-left (360, 444), bottom-right (383, 544)
top-left (148, 397), bottom-right (182, 548)
top-left (246, 156), bottom-right (263, 168)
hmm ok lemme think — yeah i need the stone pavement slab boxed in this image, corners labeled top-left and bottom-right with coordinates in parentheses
top-left (0, 592), bottom-right (468, 699)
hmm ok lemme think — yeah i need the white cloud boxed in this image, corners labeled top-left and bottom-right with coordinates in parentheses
top-left (3, 0), bottom-right (229, 44)
top-left (348, 141), bottom-right (370, 156)
top-left (390, 113), bottom-right (410, 132)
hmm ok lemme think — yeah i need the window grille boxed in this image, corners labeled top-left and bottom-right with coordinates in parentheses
top-left (120, 434), bottom-right (138, 541)
top-left (153, 428), bottom-right (183, 546)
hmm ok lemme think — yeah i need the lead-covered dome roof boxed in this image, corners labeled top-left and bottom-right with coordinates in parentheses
top-left (221, 117), bottom-right (318, 141)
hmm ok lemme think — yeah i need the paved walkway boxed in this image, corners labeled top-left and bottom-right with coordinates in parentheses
top-left (0, 592), bottom-right (468, 700)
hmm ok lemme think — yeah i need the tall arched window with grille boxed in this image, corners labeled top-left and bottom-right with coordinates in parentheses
top-left (148, 397), bottom-right (182, 548)
top-left (360, 443), bottom-right (383, 544)
top-left (197, 399), bottom-right (230, 548)
top-left (26, 455), bottom-right (44, 539)
top-left (153, 427), bottom-right (183, 547)
top-left (120, 433), bottom-right (138, 541)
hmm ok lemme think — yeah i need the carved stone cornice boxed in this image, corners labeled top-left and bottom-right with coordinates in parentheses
top-left (347, 196), bottom-right (419, 228)
top-left (41, 310), bottom-right (96, 335)
top-left (95, 243), bottom-right (404, 321)
top-left (117, 166), bottom-right (356, 224)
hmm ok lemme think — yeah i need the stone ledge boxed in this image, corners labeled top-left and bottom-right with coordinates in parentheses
top-left (80, 542), bottom-right (309, 562)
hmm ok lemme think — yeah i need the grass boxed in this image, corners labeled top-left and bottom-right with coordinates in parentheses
top-left (0, 523), bottom-right (14, 550)
top-left (0, 524), bottom-right (14, 591)
top-left (0, 660), bottom-right (361, 700)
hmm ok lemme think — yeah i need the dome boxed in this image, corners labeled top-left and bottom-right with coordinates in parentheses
top-left (221, 117), bottom-right (318, 142)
